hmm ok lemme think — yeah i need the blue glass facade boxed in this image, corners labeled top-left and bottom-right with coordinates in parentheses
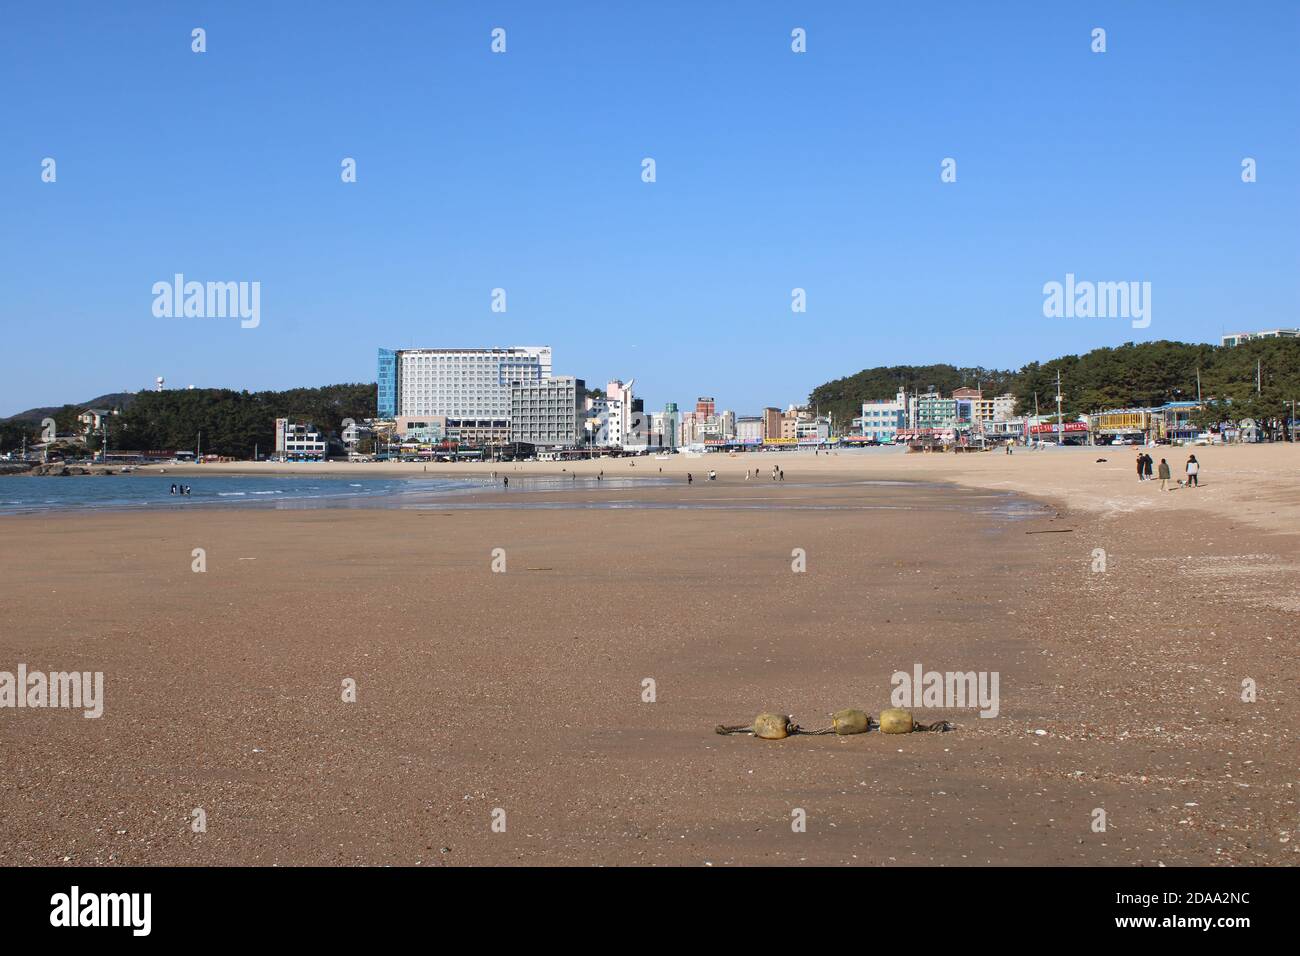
top-left (377, 348), bottom-right (396, 417)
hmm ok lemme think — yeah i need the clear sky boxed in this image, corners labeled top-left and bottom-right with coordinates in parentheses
top-left (2, 1), bottom-right (1296, 416)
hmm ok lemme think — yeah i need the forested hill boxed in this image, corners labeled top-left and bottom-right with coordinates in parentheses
top-left (0, 384), bottom-right (376, 458)
top-left (809, 339), bottom-right (1300, 426)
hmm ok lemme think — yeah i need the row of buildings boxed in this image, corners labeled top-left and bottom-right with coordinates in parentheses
top-left (267, 339), bottom-right (1287, 461)
top-left (353, 345), bottom-right (840, 458)
top-left (847, 387), bottom-right (1219, 447)
top-left (852, 387), bottom-right (1018, 443)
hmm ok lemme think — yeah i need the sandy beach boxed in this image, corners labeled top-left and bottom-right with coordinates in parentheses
top-left (1, 447), bottom-right (1296, 865)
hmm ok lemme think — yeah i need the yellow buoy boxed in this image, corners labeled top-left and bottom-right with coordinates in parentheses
top-left (752, 713), bottom-right (794, 739)
top-left (830, 708), bottom-right (871, 735)
top-left (878, 708), bottom-right (915, 734)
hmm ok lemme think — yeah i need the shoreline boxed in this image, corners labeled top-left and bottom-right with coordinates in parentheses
top-left (13, 444), bottom-right (1299, 536)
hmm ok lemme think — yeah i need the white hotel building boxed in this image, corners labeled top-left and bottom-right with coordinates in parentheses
top-left (378, 346), bottom-right (552, 444)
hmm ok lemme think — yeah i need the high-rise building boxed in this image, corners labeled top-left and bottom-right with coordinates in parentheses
top-left (376, 346), bottom-right (552, 419)
top-left (719, 410), bottom-right (736, 439)
top-left (762, 407), bottom-right (783, 440)
top-left (602, 379), bottom-right (635, 448)
top-left (695, 396), bottom-right (716, 418)
top-left (650, 404), bottom-right (679, 449)
top-left (780, 409), bottom-right (799, 440)
top-left (510, 377), bottom-right (584, 448)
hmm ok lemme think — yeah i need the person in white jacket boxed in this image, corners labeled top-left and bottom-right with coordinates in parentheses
top-left (1185, 455), bottom-right (1200, 488)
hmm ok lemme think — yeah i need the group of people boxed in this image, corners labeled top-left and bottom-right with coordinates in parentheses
top-left (169, 483), bottom-right (192, 496)
top-left (1136, 451), bottom-right (1200, 490)
top-left (687, 466), bottom-right (786, 484)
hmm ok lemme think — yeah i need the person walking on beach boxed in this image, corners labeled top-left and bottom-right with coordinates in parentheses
top-left (503, 476), bottom-right (508, 488)
top-left (687, 473), bottom-right (693, 485)
top-left (170, 483), bottom-right (177, 495)
top-left (1157, 457), bottom-right (1171, 490)
top-left (1143, 454), bottom-right (1154, 481)
top-left (1135, 451), bottom-right (1145, 481)
top-left (1186, 454), bottom-right (1200, 488)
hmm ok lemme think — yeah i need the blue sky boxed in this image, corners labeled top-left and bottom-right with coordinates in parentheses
top-left (2, 1), bottom-right (1296, 416)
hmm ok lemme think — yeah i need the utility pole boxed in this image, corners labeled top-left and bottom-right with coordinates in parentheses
top-left (1055, 370), bottom-right (1063, 446)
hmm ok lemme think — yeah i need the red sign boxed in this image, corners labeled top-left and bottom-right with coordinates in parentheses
top-left (1030, 421), bottom-right (1088, 434)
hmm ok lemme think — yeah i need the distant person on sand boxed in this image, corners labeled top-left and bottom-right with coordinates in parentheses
top-left (503, 476), bottom-right (508, 488)
top-left (1186, 454), bottom-right (1200, 488)
top-left (687, 473), bottom-right (693, 484)
top-left (779, 469), bottom-right (784, 482)
top-left (1135, 452), bottom-right (1144, 481)
top-left (170, 484), bottom-right (177, 495)
top-left (1157, 458), bottom-right (1171, 490)
top-left (1143, 454), bottom-right (1154, 481)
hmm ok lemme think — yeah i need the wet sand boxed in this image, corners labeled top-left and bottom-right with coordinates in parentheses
top-left (1, 451), bottom-right (1297, 865)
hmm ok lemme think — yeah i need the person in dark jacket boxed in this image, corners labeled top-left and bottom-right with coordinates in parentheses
top-left (1157, 458), bottom-right (1171, 490)
top-left (1135, 451), bottom-right (1145, 481)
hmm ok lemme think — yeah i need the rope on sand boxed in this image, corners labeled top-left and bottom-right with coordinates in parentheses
top-left (716, 709), bottom-right (952, 739)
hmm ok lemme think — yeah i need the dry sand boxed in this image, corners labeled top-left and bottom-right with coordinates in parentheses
top-left (1, 446), bottom-right (1296, 866)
